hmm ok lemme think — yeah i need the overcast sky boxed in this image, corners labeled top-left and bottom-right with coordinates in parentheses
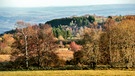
top-left (0, 0), bottom-right (135, 7)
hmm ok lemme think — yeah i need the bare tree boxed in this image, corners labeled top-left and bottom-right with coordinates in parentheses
top-left (15, 20), bottom-right (30, 68)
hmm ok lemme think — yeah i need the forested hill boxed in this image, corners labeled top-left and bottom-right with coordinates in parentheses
top-left (0, 15), bottom-right (96, 36)
top-left (0, 30), bottom-right (16, 36)
top-left (45, 15), bottom-right (95, 27)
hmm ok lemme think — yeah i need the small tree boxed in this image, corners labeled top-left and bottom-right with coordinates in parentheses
top-left (88, 16), bottom-right (95, 23)
top-left (0, 34), bottom-right (15, 54)
top-left (70, 41), bottom-right (82, 52)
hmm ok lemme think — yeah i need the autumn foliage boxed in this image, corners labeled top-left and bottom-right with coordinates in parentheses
top-left (0, 15), bottom-right (135, 70)
top-left (70, 41), bottom-right (82, 52)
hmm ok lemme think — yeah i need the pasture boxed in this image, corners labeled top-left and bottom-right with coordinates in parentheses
top-left (0, 70), bottom-right (135, 76)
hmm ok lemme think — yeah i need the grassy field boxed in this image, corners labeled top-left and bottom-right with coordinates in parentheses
top-left (0, 70), bottom-right (135, 76)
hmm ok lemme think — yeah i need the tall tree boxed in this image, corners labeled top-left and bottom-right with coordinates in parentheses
top-left (73, 28), bottom-right (101, 69)
top-left (109, 18), bottom-right (135, 68)
top-left (100, 16), bottom-right (116, 65)
top-left (14, 20), bottom-right (31, 68)
top-left (100, 16), bottom-right (135, 68)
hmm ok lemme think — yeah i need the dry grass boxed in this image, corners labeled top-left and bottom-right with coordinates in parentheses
top-left (0, 70), bottom-right (135, 76)
top-left (55, 49), bottom-right (73, 61)
top-left (0, 55), bottom-right (11, 62)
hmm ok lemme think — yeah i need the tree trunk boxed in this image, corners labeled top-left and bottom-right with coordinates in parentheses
top-left (109, 37), bottom-right (112, 65)
top-left (22, 29), bottom-right (29, 69)
top-left (24, 35), bottom-right (28, 68)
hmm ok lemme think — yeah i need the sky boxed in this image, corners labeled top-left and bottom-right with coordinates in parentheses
top-left (0, 0), bottom-right (135, 7)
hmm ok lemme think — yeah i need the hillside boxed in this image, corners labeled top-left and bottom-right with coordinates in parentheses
top-left (45, 15), bottom-right (96, 27)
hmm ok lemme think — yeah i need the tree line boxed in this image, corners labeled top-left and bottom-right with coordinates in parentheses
top-left (0, 15), bottom-right (135, 70)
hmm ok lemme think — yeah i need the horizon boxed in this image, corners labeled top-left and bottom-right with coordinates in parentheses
top-left (0, 0), bottom-right (135, 8)
top-left (0, 4), bottom-right (134, 8)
